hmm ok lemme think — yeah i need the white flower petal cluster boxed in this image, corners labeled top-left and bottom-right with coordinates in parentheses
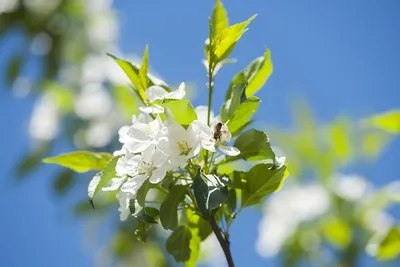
top-left (89, 93), bottom-right (241, 221)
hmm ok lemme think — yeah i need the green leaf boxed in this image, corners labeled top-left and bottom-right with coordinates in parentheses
top-left (53, 169), bottom-right (75, 195)
top-left (193, 169), bottom-right (228, 217)
top-left (159, 185), bottom-right (187, 230)
top-left (210, 14), bottom-right (257, 64)
top-left (88, 156), bottom-right (121, 207)
top-left (140, 45), bottom-right (149, 90)
top-left (227, 96), bottom-right (260, 135)
top-left (231, 129), bottom-right (276, 162)
top-left (43, 151), bottom-right (112, 173)
top-left (212, 0), bottom-right (229, 35)
top-left (135, 207), bottom-right (160, 224)
top-left (365, 110), bottom-right (400, 134)
top-left (226, 48), bottom-right (273, 99)
top-left (226, 189), bottom-right (237, 214)
top-left (106, 53), bottom-right (147, 102)
top-left (113, 84), bottom-right (139, 120)
top-left (6, 54), bottom-right (22, 85)
top-left (166, 226), bottom-right (192, 262)
top-left (164, 100), bottom-right (197, 126)
top-left (184, 210), bottom-right (209, 267)
top-left (129, 180), bottom-right (151, 216)
top-left (241, 163), bottom-right (288, 207)
top-left (220, 82), bottom-right (247, 122)
top-left (376, 226), bottom-right (400, 260)
top-left (322, 217), bottom-right (352, 248)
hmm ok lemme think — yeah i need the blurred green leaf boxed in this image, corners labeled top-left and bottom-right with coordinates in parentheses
top-left (6, 54), bottom-right (23, 85)
top-left (209, 14), bottom-right (257, 64)
top-left (365, 110), bottom-right (400, 134)
top-left (211, 0), bottom-right (229, 35)
top-left (376, 226), bottom-right (400, 260)
top-left (166, 225), bottom-right (192, 262)
top-left (241, 164), bottom-right (288, 207)
top-left (164, 100), bottom-right (197, 126)
top-left (159, 184), bottom-right (187, 230)
top-left (44, 81), bottom-right (75, 112)
top-left (53, 169), bottom-right (75, 195)
top-left (43, 151), bottom-right (112, 173)
top-left (322, 217), bottom-right (352, 248)
top-left (114, 84), bottom-right (139, 120)
top-left (226, 48), bottom-right (273, 99)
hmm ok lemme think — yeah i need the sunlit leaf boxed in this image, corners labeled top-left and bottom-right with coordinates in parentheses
top-left (220, 82), bottom-right (247, 122)
top-left (140, 45), bottom-right (149, 90)
top-left (227, 96), bottom-right (260, 135)
top-left (212, 0), bottom-right (229, 35)
top-left (322, 217), bottom-right (351, 248)
top-left (376, 226), bottom-right (400, 260)
top-left (365, 110), bottom-right (400, 134)
top-left (166, 226), bottom-right (192, 262)
top-left (226, 48), bottom-right (273, 99)
top-left (43, 151), bottom-right (112, 173)
top-left (106, 53), bottom-right (147, 102)
top-left (164, 100), bottom-right (197, 126)
top-left (88, 156), bottom-right (121, 208)
top-left (241, 163), bottom-right (288, 207)
top-left (209, 14), bottom-right (257, 64)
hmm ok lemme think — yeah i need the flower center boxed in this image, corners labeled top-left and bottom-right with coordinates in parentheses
top-left (177, 141), bottom-right (191, 156)
top-left (136, 160), bottom-right (154, 175)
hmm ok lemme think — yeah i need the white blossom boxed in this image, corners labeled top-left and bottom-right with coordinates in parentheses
top-left (140, 83), bottom-right (186, 114)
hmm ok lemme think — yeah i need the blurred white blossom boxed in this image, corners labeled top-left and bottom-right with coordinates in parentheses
top-left (0, 0), bottom-right (18, 14)
top-left (333, 174), bottom-right (370, 201)
top-left (29, 94), bottom-right (60, 141)
top-left (256, 183), bottom-right (330, 257)
top-left (74, 83), bottom-right (113, 119)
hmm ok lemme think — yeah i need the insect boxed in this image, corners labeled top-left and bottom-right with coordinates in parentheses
top-left (213, 122), bottom-right (224, 141)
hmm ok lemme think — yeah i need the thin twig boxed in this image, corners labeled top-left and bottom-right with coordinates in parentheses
top-left (209, 215), bottom-right (235, 267)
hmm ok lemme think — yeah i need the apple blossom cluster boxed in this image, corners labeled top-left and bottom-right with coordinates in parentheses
top-left (89, 83), bottom-right (240, 221)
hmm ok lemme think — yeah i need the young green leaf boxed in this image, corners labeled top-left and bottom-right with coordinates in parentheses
top-left (159, 184), bottom-right (187, 230)
top-left (364, 110), bottom-right (400, 134)
top-left (88, 156), bottom-right (121, 208)
top-left (164, 100), bottom-right (197, 126)
top-left (375, 225), bottom-right (400, 260)
top-left (231, 129), bottom-right (276, 162)
top-left (140, 45), bottom-right (149, 90)
top-left (212, 0), bottom-right (229, 35)
top-left (166, 226), bottom-right (192, 262)
top-left (220, 82), bottom-right (247, 122)
top-left (210, 14), bottom-right (257, 64)
top-left (106, 53), bottom-right (147, 102)
top-left (241, 163), bottom-right (288, 207)
top-left (227, 96), bottom-right (260, 135)
top-left (193, 169), bottom-right (228, 217)
top-left (43, 151), bottom-right (112, 173)
top-left (226, 48), bottom-right (273, 99)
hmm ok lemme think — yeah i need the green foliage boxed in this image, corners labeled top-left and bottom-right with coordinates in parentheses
top-left (43, 151), bottom-right (112, 173)
top-left (209, 14), bottom-right (257, 65)
top-left (166, 226), bottom-right (192, 262)
top-left (140, 45), bottom-right (150, 90)
top-left (365, 109), bottom-right (400, 134)
top-left (211, 0), bottom-right (229, 35)
top-left (322, 217), bottom-right (352, 248)
top-left (164, 100), bottom-right (198, 126)
top-left (226, 48), bottom-right (273, 99)
top-left (88, 156), bottom-right (121, 207)
top-left (227, 96), bottom-right (260, 135)
top-left (193, 169), bottom-right (229, 217)
top-left (376, 226), bottom-right (400, 260)
top-left (241, 164), bottom-right (288, 207)
top-left (221, 82), bottom-right (247, 122)
top-left (159, 185), bottom-right (187, 230)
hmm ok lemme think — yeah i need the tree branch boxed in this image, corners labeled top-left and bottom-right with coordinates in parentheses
top-left (209, 215), bottom-right (235, 267)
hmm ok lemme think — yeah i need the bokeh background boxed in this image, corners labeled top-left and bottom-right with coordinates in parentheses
top-left (0, 0), bottom-right (399, 266)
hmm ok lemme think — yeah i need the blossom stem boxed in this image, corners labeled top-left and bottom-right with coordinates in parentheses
top-left (205, 19), bottom-right (214, 170)
top-left (209, 215), bottom-right (235, 267)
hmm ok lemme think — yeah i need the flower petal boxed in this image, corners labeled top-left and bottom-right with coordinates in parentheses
top-left (139, 105), bottom-right (164, 114)
top-left (88, 173), bottom-right (101, 199)
top-left (219, 145), bottom-right (240, 156)
top-left (166, 82), bottom-right (186, 99)
top-left (149, 167), bottom-right (167, 184)
top-left (146, 85), bottom-right (168, 102)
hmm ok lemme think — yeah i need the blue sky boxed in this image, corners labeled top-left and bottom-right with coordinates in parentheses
top-left (1, 0), bottom-right (399, 266)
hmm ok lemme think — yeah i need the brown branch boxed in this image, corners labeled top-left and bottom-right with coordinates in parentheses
top-left (209, 215), bottom-right (235, 267)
